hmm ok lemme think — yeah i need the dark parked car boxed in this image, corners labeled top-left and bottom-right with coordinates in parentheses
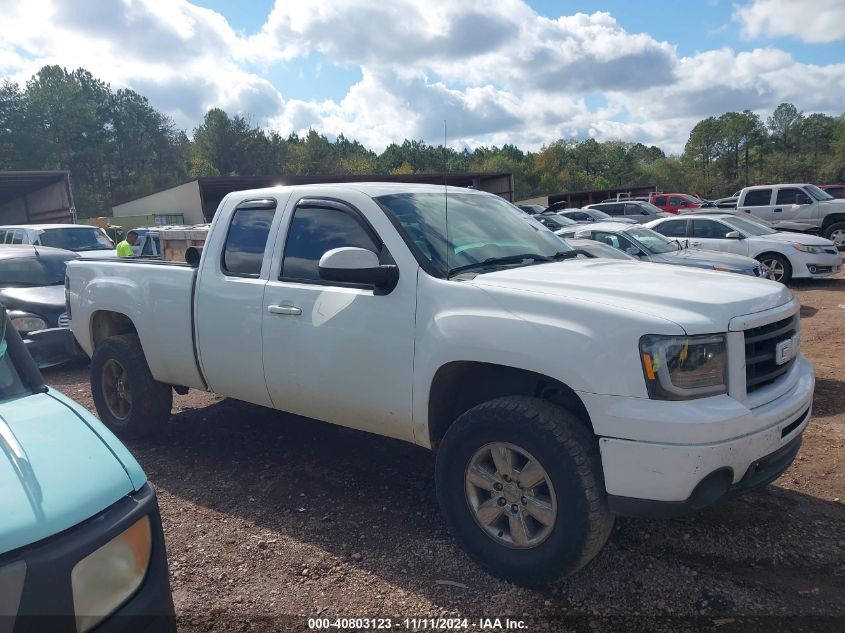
top-left (0, 246), bottom-right (86, 367)
top-left (531, 212), bottom-right (578, 231)
top-left (557, 208), bottom-right (639, 225)
top-left (584, 200), bottom-right (671, 223)
top-left (563, 238), bottom-right (637, 260)
top-left (517, 204), bottom-right (546, 215)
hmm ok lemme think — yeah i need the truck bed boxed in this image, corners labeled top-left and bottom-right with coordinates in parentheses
top-left (67, 258), bottom-right (205, 389)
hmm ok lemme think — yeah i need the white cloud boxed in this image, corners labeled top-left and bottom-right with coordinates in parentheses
top-left (735, 0), bottom-right (845, 44)
top-left (0, 0), bottom-right (843, 155)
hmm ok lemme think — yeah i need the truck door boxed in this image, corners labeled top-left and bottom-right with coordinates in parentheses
top-left (261, 197), bottom-right (416, 442)
top-left (194, 197), bottom-right (286, 408)
top-left (738, 188), bottom-right (774, 222)
top-left (774, 187), bottom-right (814, 223)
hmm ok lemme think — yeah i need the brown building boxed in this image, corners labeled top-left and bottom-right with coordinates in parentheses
top-left (113, 172), bottom-right (514, 224)
top-left (0, 171), bottom-right (76, 224)
top-left (518, 184), bottom-right (656, 210)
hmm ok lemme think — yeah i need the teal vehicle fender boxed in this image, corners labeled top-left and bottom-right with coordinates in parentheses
top-left (46, 388), bottom-right (147, 490)
top-left (0, 391), bottom-right (144, 554)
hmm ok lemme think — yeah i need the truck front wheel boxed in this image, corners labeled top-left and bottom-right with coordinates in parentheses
top-left (91, 334), bottom-right (173, 439)
top-left (435, 396), bottom-right (613, 585)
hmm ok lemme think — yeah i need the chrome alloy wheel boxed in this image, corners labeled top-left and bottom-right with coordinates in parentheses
top-left (102, 358), bottom-right (132, 420)
top-left (760, 257), bottom-right (786, 282)
top-left (829, 228), bottom-right (845, 249)
top-left (464, 442), bottom-right (556, 548)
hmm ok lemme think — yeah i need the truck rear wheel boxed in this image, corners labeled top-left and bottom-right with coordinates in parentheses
top-left (91, 334), bottom-right (173, 439)
top-left (435, 396), bottom-right (613, 585)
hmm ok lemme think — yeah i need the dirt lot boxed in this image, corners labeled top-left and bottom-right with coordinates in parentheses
top-left (46, 274), bottom-right (844, 632)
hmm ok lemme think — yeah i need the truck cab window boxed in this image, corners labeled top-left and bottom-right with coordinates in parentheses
top-left (744, 189), bottom-right (772, 206)
top-left (281, 206), bottom-right (379, 283)
top-left (222, 206), bottom-right (276, 277)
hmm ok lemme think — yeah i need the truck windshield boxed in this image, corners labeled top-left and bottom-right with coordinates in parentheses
top-left (626, 227), bottom-right (680, 254)
top-left (0, 313), bottom-right (28, 402)
top-left (722, 216), bottom-right (777, 236)
top-left (39, 228), bottom-right (114, 252)
top-left (805, 185), bottom-right (834, 201)
top-left (376, 192), bottom-right (572, 276)
top-left (0, 254), bottom-right (77, 287)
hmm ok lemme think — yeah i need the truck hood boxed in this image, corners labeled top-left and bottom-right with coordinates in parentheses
top-left (0, 392), bottom-right (136, 554)
top-left (757, 230), bottom-right (837, 247)
top-left (469, 259), bottom-right (792, 333)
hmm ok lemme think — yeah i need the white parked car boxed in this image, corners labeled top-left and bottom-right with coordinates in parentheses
top-left (67, 183), bottom-right (814, 584)
top-left (0, 224), bottom-right (116, 258)
top-left (646, 213), bottom-right (841, 284)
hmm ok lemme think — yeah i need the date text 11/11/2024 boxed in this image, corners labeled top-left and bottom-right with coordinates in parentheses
top-left (307, 618), bottom-right (528, 630)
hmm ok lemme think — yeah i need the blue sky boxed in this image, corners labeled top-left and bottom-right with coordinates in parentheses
top-left (2, 0), bottom-right (844, 153)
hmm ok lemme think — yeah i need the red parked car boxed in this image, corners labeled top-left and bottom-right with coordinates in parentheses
top-left (649, 193), bottom-right (705, 215)
top-left (819, 184), bottom-right (845, 199)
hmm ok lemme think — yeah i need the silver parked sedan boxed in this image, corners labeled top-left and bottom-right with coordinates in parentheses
top-left (556, 222), bottom-right (767, 277)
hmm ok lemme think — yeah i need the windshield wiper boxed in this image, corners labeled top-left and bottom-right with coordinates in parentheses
top-left (448, 251), bottom-right (576, 276)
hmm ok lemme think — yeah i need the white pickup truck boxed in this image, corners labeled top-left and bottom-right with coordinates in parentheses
top-left (66, 183), bottom-right (815, 584)
top-left (736, 183), bottom-right (845, 248)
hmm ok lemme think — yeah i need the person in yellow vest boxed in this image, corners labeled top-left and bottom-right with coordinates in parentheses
top-left (116, 230), bottom-right (139, 257)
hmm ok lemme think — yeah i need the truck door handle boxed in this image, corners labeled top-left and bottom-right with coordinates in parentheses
top-left (268, 304), bottom-right (302, 316)
top-left (773, 208), bottom-right (782, 213)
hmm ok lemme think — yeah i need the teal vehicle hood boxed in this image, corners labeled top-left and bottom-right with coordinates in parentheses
top-left (0, 390), bottom-right (146, 554)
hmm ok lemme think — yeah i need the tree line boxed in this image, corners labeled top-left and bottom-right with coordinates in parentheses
top-left (1, 65), bottom-right (844, 217)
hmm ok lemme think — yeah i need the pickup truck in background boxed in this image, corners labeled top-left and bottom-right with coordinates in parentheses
top-left (736, 184), bottom-right (845, 249)
top-left (67, 183), bottom-right (815, 584)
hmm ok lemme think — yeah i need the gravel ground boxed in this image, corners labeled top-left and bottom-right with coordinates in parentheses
top-left (45, 274), bottom-right (845, 632)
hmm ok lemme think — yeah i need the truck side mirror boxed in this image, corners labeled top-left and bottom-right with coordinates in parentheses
top-left (725, 231), bottom-right (743, 239)
top-left (319, 247), bottom-right (399, 291)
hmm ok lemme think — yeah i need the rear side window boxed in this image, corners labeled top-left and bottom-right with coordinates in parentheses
top-left (744, 189), bottom-right (772, 206)
top-left (281, 206), bottom-right (379, 283)
top-left (776, 188), bottom-right (804, 205)
top-left (653, 220), bottom-right (687, 238)
top-left (692, 219), bottom-right (732, 239)
top-left (601, 204), bottom-right (623, 216)
top-left (654, 196), bottom-right (666, 206)
top-left (222, 204), bottom-right (276, 277)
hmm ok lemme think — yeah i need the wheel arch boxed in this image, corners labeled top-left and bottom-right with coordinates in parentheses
top-left (426, 361), bottom-right (593, 449)
top-left (821, 213), bottom-right (845, 231)
top-left (90, 310), bottom-right (138, 349)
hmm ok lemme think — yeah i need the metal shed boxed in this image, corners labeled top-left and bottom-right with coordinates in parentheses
top-left (112, 172), bottom-right (514, 224)
top-left (0, 171), bottom-right (76, 224)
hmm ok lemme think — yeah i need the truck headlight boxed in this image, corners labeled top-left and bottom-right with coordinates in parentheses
top-left (9, 313), bottom-right (47, 334)
top-left (72, 516), bottom-right (152, 633)
top-left (639, 334), bottom-right (727, 400)
top-left (792, 244), bottom-right (826, 254)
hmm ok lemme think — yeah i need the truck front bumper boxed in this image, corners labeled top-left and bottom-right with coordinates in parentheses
top-left (3, 483), bottom-right (175, 633)
top-left (580, 356), bottom-right (815, 518)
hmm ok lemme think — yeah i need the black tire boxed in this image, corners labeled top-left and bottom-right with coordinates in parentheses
top-left (90, 334), bottom-right (173, 439)
top-left (435, 396), bottom-right (613, 585)
top-left (822, 221), bottom-right (845, 251)
top-left (756, 252), bottom-right (792, 284)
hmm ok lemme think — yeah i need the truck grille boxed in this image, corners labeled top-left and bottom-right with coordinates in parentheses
top-left (58, 312), bottom-right (70, 328)
top-left (744, 315), bottom-right (798, 393)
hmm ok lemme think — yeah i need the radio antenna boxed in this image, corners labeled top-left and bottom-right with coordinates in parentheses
top-left (444, 119), bottom-right (450, 279)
